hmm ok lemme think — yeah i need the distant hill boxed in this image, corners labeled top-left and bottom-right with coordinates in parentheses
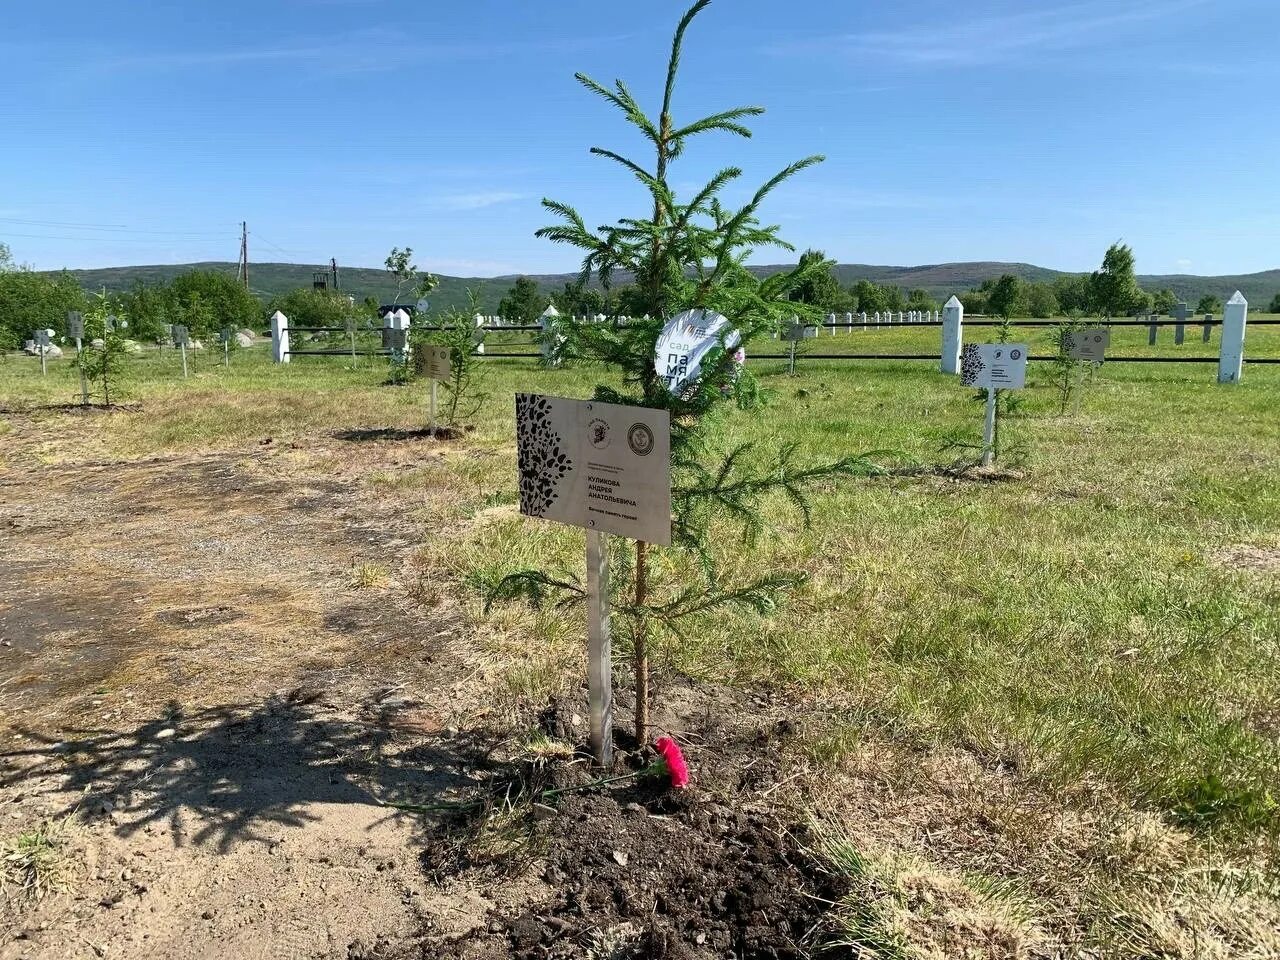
top-left (48, 260), bottom-right (1280, 313)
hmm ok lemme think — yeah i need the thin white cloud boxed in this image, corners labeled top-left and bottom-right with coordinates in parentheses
top-left (772, 0), bottom-right (1212, 67)
top-left (93, 32), bottom-right (632, 73)
top-left (785, 184), bottom-right (969, 211)
top-left (434, 192), bottom-right (528, 211)
top-left (1176, 258), bottom-right (1193, 270)
top-left (428, 257), bottom-right (525, 276)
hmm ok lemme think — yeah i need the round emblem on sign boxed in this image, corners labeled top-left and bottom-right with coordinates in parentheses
top-left (627, 423), bottom-right (655, 456)
top-left (588, 418), bottom-right (610, 449)
top-left (1009, 348), bottom-right (1022, 360)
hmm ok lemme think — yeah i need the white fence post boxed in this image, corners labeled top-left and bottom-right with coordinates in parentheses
top-left (941, 295), bottom-right (964, 374)
top-left (540, 304), bottom-right (562, 366)
top-left (1218, 291), bottom-right (1248, 383)
top-left (270, 310), bottom-right (290, 363)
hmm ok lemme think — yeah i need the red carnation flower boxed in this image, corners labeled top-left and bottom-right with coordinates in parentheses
top-left (653, 736), bottom-right (689, 789)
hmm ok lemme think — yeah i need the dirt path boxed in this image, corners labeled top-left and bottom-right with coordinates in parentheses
top-left (0, 428), bottom-right (515, 959)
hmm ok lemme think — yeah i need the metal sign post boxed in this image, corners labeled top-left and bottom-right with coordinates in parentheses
top-left (220, 327), bottom-right (231, 368)
top-left (782, 322), bottom-right (816, 375)
top-left (961, 343), bottom-right (1028, 467)
top-left (982, 387), bottom-right (997, 466)
top-left (345, 315), bottom-right (357, 365)
top-left (173, 324), bottom-right (190, 379)
top-left (35, 330), bottom-right (49, 376)
top-left (586, 529), bottom-right (613, 768)
top-left (515, 394), bottom-right (672, 766)
top-left (423, 346), bottom-right (451, 436)
top-left (67, 312), bottom-right (87, 404)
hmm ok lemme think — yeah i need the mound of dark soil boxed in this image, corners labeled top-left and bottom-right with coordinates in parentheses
top-left (432, 787), bottom-right (846, 960)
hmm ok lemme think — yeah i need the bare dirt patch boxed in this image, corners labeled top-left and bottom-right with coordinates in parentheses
top-left (0, 431), bottom-right (507, 959)
top-left (1214, 543), bottom-right (1280, 575)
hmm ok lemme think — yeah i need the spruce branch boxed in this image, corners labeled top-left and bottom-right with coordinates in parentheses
top-left (483, 570), bottom-right (585, 614)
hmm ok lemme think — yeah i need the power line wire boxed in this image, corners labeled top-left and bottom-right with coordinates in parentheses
top-left (0, 217), bottom-right (228, 238)
top-left (0, 231), bottom-right (232, 244)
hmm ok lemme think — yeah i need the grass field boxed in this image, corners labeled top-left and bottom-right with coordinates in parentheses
top-left (3, 319), bottom-right (1278, 955)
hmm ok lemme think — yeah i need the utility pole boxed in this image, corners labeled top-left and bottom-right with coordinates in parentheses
top-left (331, 257), bottom-right (339, 291)
top-left (238, 221), bottom-right (249, 289)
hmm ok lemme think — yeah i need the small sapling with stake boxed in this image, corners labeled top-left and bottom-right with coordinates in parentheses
top-left (486, 0), bottom-right (888, 754)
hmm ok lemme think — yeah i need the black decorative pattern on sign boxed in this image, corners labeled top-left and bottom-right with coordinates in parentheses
top-left (960, 343), bottom-right (985, 386)
top-left (516, 394), bottom-right (573, 518)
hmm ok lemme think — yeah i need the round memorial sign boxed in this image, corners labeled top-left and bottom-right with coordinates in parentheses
top-left (653, 309), bottom-right (740, 397)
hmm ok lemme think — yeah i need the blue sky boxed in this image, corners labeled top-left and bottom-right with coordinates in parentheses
top-left (3, 0), bottom-right (1276, 278)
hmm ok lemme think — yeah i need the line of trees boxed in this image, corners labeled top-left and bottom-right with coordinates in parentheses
top-left (959, 244), bottom-right (1261, 319)
top-left (119, 270), bottom-right (261, 342)
top-left (0, 243), bottom-right (264, 350)
top-left (0, 242), bottom-right (86, 351)
top-left (507, 243), bottom-right (1272, 323)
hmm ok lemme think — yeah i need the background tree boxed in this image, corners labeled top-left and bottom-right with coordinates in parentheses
top-left (1025, 282), bottom-right (1059, 319)
top-left (268, 288), bottom-right (356, 333)
top-left (494, 0), bottom-right (882, 745)
top-left (1195, 293), bottom-right (1223, 314)
top-left (120, 280), bottom-right (173, 344)
top-left (959, 288), bottom-right (988, 315)
top-left (1052, 274), bottom-right (1091, 315)
top-left (1089, 242), bottom-right (1143, 319)
top-left (0, 242), bottom-right (13, 271)
top-left (180, 293), bottom-right (216, 343)
top-left (498, 276), bottom-right (549, 323)
top-left (551, 280), bottom-right (606, 316)
top-left (986, 274), bottom-right (1024, 320)
top-left (0, 266), bottom-right (86, 352)
top-left (384, 247), bottom-right (418, 305)
top-left (850, 279), bottom-right (886, 314)
top-left (169, 270), bottom-right (260, 337)
top-left (787, 250), bottom-right (849, 313)
top-left (1269, 293), bottom-right (1280, 314)
top-left (905, 288), bottom-right (939, 313)
top-left (1152, 288), bottom-right (1178, 314)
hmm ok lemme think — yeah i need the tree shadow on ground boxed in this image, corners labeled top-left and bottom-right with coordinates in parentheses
top-left (0, 690), bottom-right (489, 853)
top-left (331, 427), bottom-right (466, 443)
top-left (0, 402), bottom-right (141, 415)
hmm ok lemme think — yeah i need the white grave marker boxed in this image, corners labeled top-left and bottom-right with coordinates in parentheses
top-left (1218, 291), bottom-right (1248, 384)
